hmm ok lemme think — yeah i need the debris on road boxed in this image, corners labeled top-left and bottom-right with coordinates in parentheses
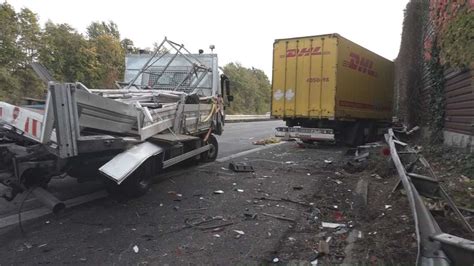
top-left (229, 162), bottom-right (255, 172)
top-left (321, 222), bottom-right (346, 229)
top-left (213, 190), bottom-right (224, 194)
top-left (233, 230), bottom-right (245, 235)
top-left (324, 160), bottom-right (332, 164)
top-left (253, 137), bottom-right (281, 145)
top-left (353, 151), bottom-right (369, 162)
top-left (319, 240), bottom-right (330, 255)
top-left (262, 212), bottom-right (296, 223)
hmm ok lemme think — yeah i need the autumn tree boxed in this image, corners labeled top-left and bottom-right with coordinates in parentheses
top-left (39, 21), bottom-right (99, 87)
top-left (0, 3), bottom-right (43, 103)
top-left (223, 63), bottom-right (271, 114)
top-left (86, 21), bottom-right (124, 88)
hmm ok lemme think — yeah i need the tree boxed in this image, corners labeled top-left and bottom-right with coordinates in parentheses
top-left (121, 38), bottom-right (138, 53)
top-left (39, 21), bottom-right (99, 87)
top-left (87, 21), bottom-right (120, 40)
top-left (222, 63), bottom-right (271, 114)
top-left (18, 8), bottom-right (41, 65)
top-left (93, 34), bottom-right (124, 88)
top-left (86, 21), bottom-right (125, 88)
top-left (0, 4), bottom-right (44, 103)
top-left (0, 3), bottom-right (22, 70)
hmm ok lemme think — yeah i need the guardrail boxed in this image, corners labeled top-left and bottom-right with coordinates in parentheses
top-left (385, 128), bottom-right (474, 265)
top-left (225, 114), bottom-right (271, 122)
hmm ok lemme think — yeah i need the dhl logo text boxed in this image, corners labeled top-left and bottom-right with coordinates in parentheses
top-left (342, 52), bottom-right (377, 77)
top-left (283, 47), bottom-right (330, 58)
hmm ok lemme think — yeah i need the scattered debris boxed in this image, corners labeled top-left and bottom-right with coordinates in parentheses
top-left (321, 222), bottom-right (346, 229)
top-left (333, 180), bottom-right (342, 185)
top-left (236, 189), bottom-right (244, 193)
top-left (324, 160), bottom-right (332, 164)
top-left (133, 245), bottom-right (139, 253)
top-left (213, 190), bottom-right (224, 194)
top-left (273, 257), bottom-right (280, 263)
top-left (233, 230), bottom-right (245, 235)
top-left (371, 173), bottom-right (382, 180)
top-left (213, 234), bottom-right (221, 238)
top-left (253, 137), bottom-right (280, 145)
top-left (98, 228), bottom-right (111, 234)
top-left (354, 152), bottom-right (369, 162)
top-left (229, 162), bottom-right (255, 172)
top-left (319, 240), bottom-right (330, 255)
top-left (183, 208), bottom-right (208, 212)
top-left (385, 205), bottom-right (392, 209)
top-left (244, 212), bottom-right (257, 220)
top-left (262, 212), bottom-right (296, 223)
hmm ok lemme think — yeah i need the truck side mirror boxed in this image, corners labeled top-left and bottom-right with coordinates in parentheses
top-left (221, 74), bottom-right (233, 106)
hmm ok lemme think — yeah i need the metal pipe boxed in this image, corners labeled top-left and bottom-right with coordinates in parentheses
top-left (31, 187), bottom-right (65, 214)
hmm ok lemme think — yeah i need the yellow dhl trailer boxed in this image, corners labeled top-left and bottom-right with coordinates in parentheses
top-left (272, 33), bottom-right (394, 145)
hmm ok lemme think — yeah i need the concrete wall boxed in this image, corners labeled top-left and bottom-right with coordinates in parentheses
top-left (443, 130), bottom-right (474, 152)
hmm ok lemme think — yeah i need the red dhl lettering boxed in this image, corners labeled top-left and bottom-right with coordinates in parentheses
top-left (283, 47), bottom-right (330, 58)
top-left (342, 52), bottom-right (378, 77)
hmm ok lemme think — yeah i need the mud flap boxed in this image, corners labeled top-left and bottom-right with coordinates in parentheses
top-left (99, 142), bottom-right (163, 184)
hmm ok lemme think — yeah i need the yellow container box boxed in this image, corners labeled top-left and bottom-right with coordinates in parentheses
top-left (271, 33), bottom-right (394, 121)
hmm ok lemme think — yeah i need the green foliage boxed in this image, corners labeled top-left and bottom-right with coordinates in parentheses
top-left (0, 3), bottom-right (44, 103)
top-left (426, 41), bottom-right (445, 144)
top-left (87, 21), bottom-right (120, 40)
top-left (39, 22), bottom-right (100, 87)
top-left (92, 34), bottom-right (124, 88)
top-left (0, 3), bottom-right (22, 70)
top-left (439, 10), bottom-right (474, 67)
top-left (223, 63), bottom-right (270, 115)
top-left (0, 67), bottom-right (21, 102)
top-left (18, 8), bottom-right (41, 64)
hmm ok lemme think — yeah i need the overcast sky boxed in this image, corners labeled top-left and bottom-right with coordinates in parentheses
top-left (9, 0), bottom-right (409, 78)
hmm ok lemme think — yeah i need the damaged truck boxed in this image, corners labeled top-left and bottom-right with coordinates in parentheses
top-left (0, 38), bottom-right (233, 206)
top-left (272, 33), bottom-right (394, 145)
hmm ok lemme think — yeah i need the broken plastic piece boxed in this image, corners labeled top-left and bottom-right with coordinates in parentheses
top-left (321, 222), bottom-right (346, 228)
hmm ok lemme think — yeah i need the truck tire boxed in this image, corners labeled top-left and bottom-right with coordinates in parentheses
top-left (105, 156), bottom-right (159, 198)
top-left (201, 134), bottom-right (218, 162)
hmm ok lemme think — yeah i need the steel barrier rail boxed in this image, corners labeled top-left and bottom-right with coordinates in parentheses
top-left (386, 129), bottom-right (474, 265)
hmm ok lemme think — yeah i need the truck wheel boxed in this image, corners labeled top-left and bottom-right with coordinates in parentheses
top-left (201, 134), bottom-right (218, 162)
top-left (105, 157), bottom-right (158, 198)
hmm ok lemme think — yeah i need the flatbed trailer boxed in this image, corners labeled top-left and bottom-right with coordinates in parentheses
top-left (0, 38), bottom-right (232, 209)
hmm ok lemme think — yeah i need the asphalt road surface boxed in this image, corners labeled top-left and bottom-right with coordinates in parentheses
top-left (216, 120), bottom-right (284, 159)
top-left (0, 120), bottom-right (284, 217)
